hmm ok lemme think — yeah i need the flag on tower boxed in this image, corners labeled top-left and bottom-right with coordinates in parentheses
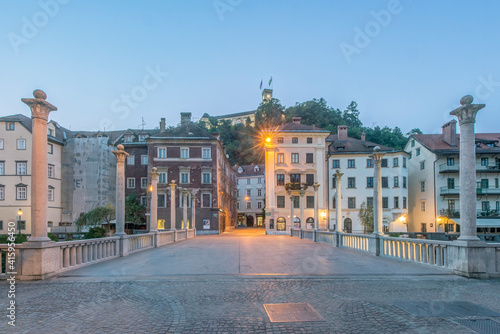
top-left (268, 76), bottom-right (273, 86)
top-left (259, 79), bottom-right (263, 90)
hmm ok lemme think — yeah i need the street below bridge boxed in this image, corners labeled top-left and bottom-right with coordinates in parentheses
top-left (2, 228), bottom-right (500, 333)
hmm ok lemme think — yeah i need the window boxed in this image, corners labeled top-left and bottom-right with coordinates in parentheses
top-left (481, 157), bottom-right (489, 166)
top-left (180, 172), bottom-right (189, 184)
top-left (202, 148), bottom-right (211, 159)
top-left (0, 162), bottom-right (5, 175)
top-left (127, 178), bottom-right (136, 188)
top-left (140, 196), bottom-right (148, 206)
top-left (447, 178), bottom-right (455, 189)
top-left (411, 140), bottom-right (415, 147)
top-left (48, 143), bottom-right (53, 154)
top-left (246, 189), bottom-right (251, 197)
top-left (403, 177), bottom-right (407, 188)
top-left (277, 153), bottom-right (284, 163)
top-left (394, 197), bottom-right (399, 209)
top-left (393, 158), bottom-right (399, 167)
top-left (403, 157), bottom-right (407, 168)
top-left (416, 148), bottom-right (420, 156)
top-left (277, 137), bottom-right (283, 143)
top-left (306, 196), bottom-right (314, 208)
top-left (141, 155), bottom-right (148, 165)
top-left (381, 159), bottom-right (388, 167)
top-left (17, 186), bottom-right (27, 200)
top-left (448, 199), bottom-right (455, 212)
top-left (292, 196), bottom-right (300, 208)
top-left (291, 153), bottom-right (299, 163)
top-left (307, 137), bottom-right (313, 144)
top-left (127, 155), bottom-right (135, 165)
top-left (348, 159), bottom-right (355, 168)
top-left (366, 177), bottom-right (374, 188)
top-left (393, 176), bottom-right (399, 188)
top-left (138, 135), bottom-right (148, 142)
top-left (258, 178), bottom-right (262, 184)
top-left (292, 137), bottom-right (298, 144)
top-left (158, 147), bottom-right (166, 158)
top-left (237, 190), bottom-right (240, 197)
top-left (348, 197), bottom-right (356, 209)
top-left (348, 177), bottom-right (356, 188)
top-left (420, 161), bottom-right (425, 170)
top-left (481, 201), bottom-right (490, 212)
top-left (366, 159), bottom-right (373, 168)
top-left (421, 181), bottom-right (425, 192)
top-left (496, 178), bottom-right (499, 188)
top-left (17, 139), bottom-right (26, 150)
top-left (290, 174), bottom-right (301, 184)
top-left (367, 197), bottom-right (374, 208)
top-left (158, 194), bottom-right (166, 208)
top-left (257, 201), bottom-right (262, 209)
top-left (277, 174), bottom-right (285, 186)
top-left (481, 179), bottom-right (489, 189)
top-left (124, 135), bottom-right (133, 143)
top-left (257, 189), bottom-right (262, 197)
top-left (159, 173), bottom-right (167, 184)
top-left (48, 165), bottom-right (54, 178)
top-left (6, 122), bottom-right (15, 130)
top-left (16, 162), bottom-right (27, 175)
top-left (202, 172), bottom-right (211, 184)
top-left (306, 153), bottom-right (313, 163)
top-left (447, 157), bottom-right (455, 166)
top-left (277, 196), bottom-right (285, 208)
top-left (382, 197), bottom-right (389, 209)
top-left (382, 177), bottom-right (388, 188)
top-left (421, 201), bottom-right (426, 212)
top-left (421, 223), bottom-right (427, 233)
top-left (306, 174), bottom-right (314, 186)
top-left (141, 177), bottom-right (148, 188)
top-left (332, 177), bottom-right (337, 189)
top-left (0, 221), bottom-right (2, 229)
top-left (332, 160), bottom-right (340, 169)
top-left (0, 186), bottom-right (4, 200)
top-left (202, 193), bottom-right (211, 207)
top-left (0, 139), bottom-right (3, 149)
top-left (48, 188), bottom-right (54, 201)
top-left (181, 148), bottom-right (189, 159)
top-left (403, 197), bottom-right (407, 209)
top-left (247, 202), bottom-right (252, 209)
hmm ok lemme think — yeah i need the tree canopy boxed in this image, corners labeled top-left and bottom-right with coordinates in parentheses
top-left (76, 203), bottom-right (115, 234)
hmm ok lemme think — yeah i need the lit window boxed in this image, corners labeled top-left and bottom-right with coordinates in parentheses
top-left (17, 139), bottom-right (26, 150)
top-left (277, 153), bottom-right (284, 163)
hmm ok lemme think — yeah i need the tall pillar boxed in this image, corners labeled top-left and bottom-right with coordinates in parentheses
top-left (169, 181), bottom-right (176, 230)
top-left (150, 167), bottom-right (159, 232)
top-left (183, 189), bottom-right (188, 230)
top-left (112, 144), bottom-right (129, 236)
top-left (334, 170), bottom-right (344, 232)
top-left (450, 95), bottom-right (485, 241)
top-left (313, 182), bottom-right (320, 230)
top-left (191, 191), bottom-right (196, 229)
top-left (299, 190), bottom-right (305, 229)
top-left (371, 147), bottom-right (385, 235)
top-left (290, 194), bottom-right (295, 229)
top-left (21, 90), bottom-right (57, 242)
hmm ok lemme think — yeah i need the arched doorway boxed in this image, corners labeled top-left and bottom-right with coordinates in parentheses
top-left (293, 217), bottom-right (301, 229)
top-left (306, 217), bottom-right (314, 229)
top-left (246, 215), bottom-right (254, 227)
top-left (344, 218), bottom-right (352, 233)
top-left (277, 217), bottom-right (286, 231)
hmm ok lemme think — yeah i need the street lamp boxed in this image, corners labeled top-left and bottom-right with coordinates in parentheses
top-left (17, 208), bottom-right (23, 235)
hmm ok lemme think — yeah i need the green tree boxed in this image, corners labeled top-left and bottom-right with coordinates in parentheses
top-left (254, 98), bottom-right (285, 128)
top-left (125, 193), bottom-right (146, 226)
top-left (359, 202), bottom-right (374, 234)
top-left (84, 226), bottom-right (107, 239)
top-left (76, 203), bottom-right (115, 235)
top-left (343, 101), bottom-right (362, 129)
top-left (406, 128), bottom-right (423, 137)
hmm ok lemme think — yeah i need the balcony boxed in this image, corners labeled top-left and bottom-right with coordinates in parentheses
top-left (476, 187), bottom-right (500, 196)
top-left (439, 163), bottom-right (459, 173)
top-left (439, 209), bottom-right (500, 219)
top-left (439, 162), bottom-right (500, 173)
top-left (440, 186), bottom-right (460, 196)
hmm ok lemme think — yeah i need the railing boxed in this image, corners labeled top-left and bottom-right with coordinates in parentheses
top-left (439, 163), bottom-right (459, 172)
top-left (128, 233), bottom-right (154, 253)
top-left (339, 233), bottom-right (371, 252)
top-left (476, 188), bottom-right (500, 195)
top-left (302, 230), bottom-right (314, 240)
top-left (187, 229), bottom-right (196, 238)
top-left (58, 237), bottom-right (119, 272)
top-left (291, 229), bottom-right (301, 238)
top-left (316, 231), bottom-right (335, 244)
top-left (176, 229), bottom-right (188, 241)
top-left (486, 243), bottom-right (500, 276)
top-left (380, 237), bottom-right (450, 267)
top-left (158, 230), bottom-right (175, 246)
top-left (440, 186), bottom-right (460, 194)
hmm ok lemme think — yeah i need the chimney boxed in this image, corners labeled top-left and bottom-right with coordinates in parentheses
top-left (442, 120), bottom-right (457, 146)
top-left (361, 132), bottom-right (366, 142)
top-left (337, 125), bottom-right (348, 140)
top-left (159, 118), bottom-right (166, 133)
top-left (180, 112), bottom-right (192, 126)
top-left (292, 117), bottom-right (301, 124)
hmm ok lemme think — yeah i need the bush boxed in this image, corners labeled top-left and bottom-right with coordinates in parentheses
top-left (84, 226), bottom-right (106, 239)
top-left (48, 233), bottom-right (59, 242)
top-left (0, 234), bottom-right (28, 244)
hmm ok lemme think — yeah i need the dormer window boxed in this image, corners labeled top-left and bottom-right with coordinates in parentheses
top-left (254, 165), bottom-right (260, 172)
top-left (124, 135), bottom-right (134, 143)
top-left (237, 167), bottom-right (243, 174)
top-left (138, 135), bottom-right (148, 142)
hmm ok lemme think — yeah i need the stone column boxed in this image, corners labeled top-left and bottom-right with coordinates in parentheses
top-left (371, 147), bottom-right (385, 235)
top-left (450, 95), bottom-right (485, 241)
top-left (112, 145), bottom-right (129, 236)
top-left (290, 194), bottom-right (295, 229)
top-left (191, 191), bottom-right (196, 229)
top-left (334, 170), bottom-right (344, 232)
top-left (22, 90), bottom-right (57, 242)
top-left (313, 182), bottom-right (320, 230)
top-left (150, 167), bottom-right (159, 232)
top-left (299, 190), bottom-right (305, 229)
top-left (169, 181), bottom-right (176, 230)
top-left (183, 190), bottom-right (188, 230)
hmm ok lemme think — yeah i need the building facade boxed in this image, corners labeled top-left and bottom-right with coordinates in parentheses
top-left (235, 164), bottom-right (265, 227)
top-left (327, 126), bottom-right (409, 233)
top-left (264, 117), bottom-right (330, 234)
top-left (405, 120), bottom-right (500, 233)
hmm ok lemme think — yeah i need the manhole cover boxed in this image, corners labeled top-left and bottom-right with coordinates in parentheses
top-left (454, 319), bottom-right (500, 334)
top-left (264, 303), bottom-right (325, 323)
top-left (393, 301), bottom-right (500, 317)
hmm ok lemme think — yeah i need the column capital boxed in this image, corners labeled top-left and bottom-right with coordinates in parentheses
top-left (299, 189), bottom-right (305, 197)
top-left (370, 146), bottom-right (385, 162)
top-left (21, 89), bottom-right (57, 121)
top-left (313, 182), bottom-right (320, 191)
top-left (169, 180), bottom-right (177, 190)
top-left (112, 144), bottom-right (129, 163)
top-left (150, 167), bottom-right (159, 180)
top-left (450, 95), bottom-right (485, 125)
top-left (333, 169), bottom-right (344, 179)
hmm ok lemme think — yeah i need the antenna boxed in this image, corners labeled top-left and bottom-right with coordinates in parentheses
top-left (139, 117), bottom-right (146, 130)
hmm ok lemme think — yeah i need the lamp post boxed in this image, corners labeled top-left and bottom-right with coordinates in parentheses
top-left (17, 208), bottom-right (23, 235)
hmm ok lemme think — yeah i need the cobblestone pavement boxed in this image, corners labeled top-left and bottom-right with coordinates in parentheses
top-left (2, 229), bottom-right (500, 333)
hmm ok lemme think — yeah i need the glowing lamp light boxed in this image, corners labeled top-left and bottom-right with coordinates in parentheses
top-left (320, 211), bottom-right (327, 219)
top-left (18, 208), bottom-right (23, 216)
top-left (265, 137), bottom-right (271, 143)
top-left (245, 196), bottom-right (249, 201)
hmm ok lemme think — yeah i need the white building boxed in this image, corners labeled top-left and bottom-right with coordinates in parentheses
top-left (0, 114), bottom-right (68, 235)
top-left (235, 164), bottom-right (265, 227)
top-left (405, 120), bottom-right (500, 233)
top-left (264, 117), bottom-right (330, 234)
top-left (327, 126), bottom-right (409, 233)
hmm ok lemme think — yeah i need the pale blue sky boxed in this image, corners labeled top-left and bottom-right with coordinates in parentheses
top-left (1, 0), bottom-right (499, 134)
